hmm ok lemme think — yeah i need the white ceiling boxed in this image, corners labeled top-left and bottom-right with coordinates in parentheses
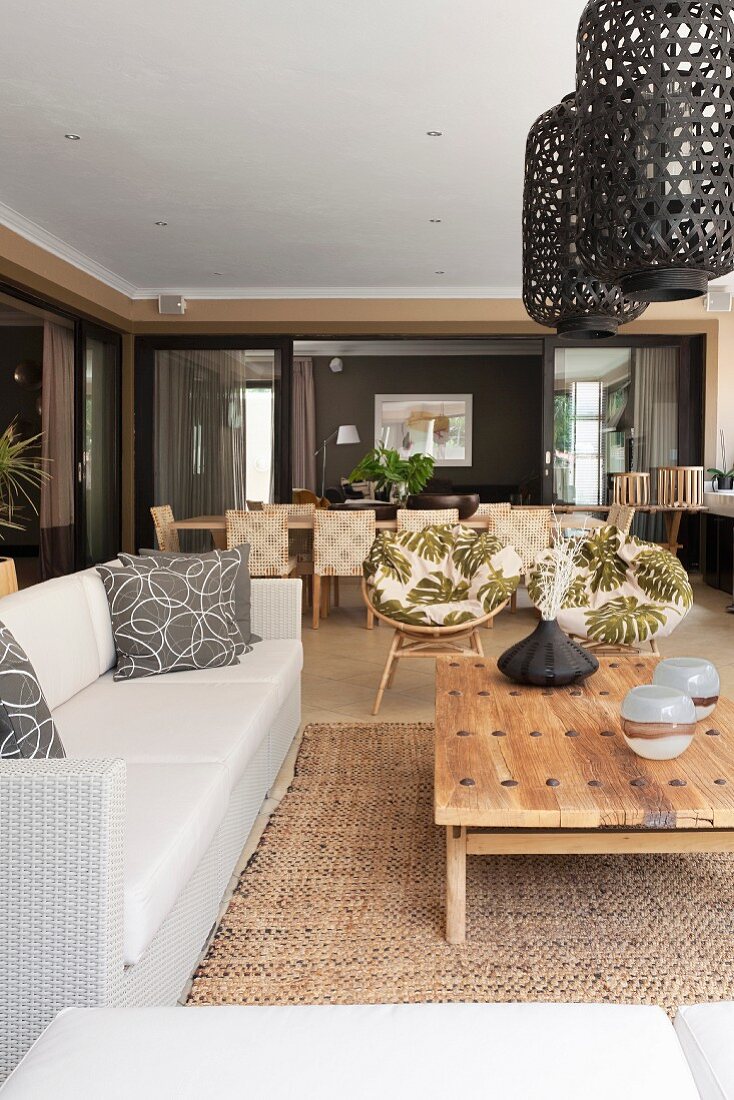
top-left (0, 0), bottom-right (584, 298)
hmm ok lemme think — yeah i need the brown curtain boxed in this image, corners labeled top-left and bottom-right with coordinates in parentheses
top-left (632, 347), bottom-right (679, 541)
top-left (40, 321), bottom-right (75, 578)
top-left (292, 356), bottom-right (316, 492)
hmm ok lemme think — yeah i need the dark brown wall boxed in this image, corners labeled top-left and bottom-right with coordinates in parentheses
top-left (0, 326), bottom-right (43, 547)
top-left (313, 354), bottom-right (543, 495)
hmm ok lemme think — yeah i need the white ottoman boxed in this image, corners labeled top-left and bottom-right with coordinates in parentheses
top-left (675, 1003), bottom-right (734, 1100)
top-left (0, 1003), bottom-right (700, 1099)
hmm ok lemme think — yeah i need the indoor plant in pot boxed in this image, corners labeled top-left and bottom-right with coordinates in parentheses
top-left (0, 422), bottom-right (48, 598)
top-left (708, 429), bottom-right (734, 491)
top-left (498, 518), bottom-right (599, 687)
top-left (348, 446), bottom-right (435, 507)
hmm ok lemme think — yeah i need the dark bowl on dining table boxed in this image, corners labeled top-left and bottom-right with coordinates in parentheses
top-left (332, 501), bottom-right (399, 521)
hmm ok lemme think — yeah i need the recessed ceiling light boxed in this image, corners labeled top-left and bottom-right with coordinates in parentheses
top-left (64, 133), bottom-right (80, 140)
top-left (426, 130), bottom-right (442, 137)
top-left (429, 218), bottom-right (442, 223)
top-left (154, 221), bottom-right (168, 227)
top-left (434, 270), bottom-right (445, 275)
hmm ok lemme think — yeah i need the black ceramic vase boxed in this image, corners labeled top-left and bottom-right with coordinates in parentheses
top-left (497, 618), bottom-right (599, 687)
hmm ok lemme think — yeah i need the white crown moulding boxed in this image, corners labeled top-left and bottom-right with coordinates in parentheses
top-left (0, 199), bottom-right (138, 298)
top-left (0, 199), bottom-right (525, 301)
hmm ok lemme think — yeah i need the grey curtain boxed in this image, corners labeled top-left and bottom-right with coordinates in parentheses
top-left (632, 347), bottom-right (679, 541)
top-left (155, 350), bottom-right (247, 549)
top-left (292, 356), bottom-right (316, 492)
top-left (40, 321), bottom-right (75, 578)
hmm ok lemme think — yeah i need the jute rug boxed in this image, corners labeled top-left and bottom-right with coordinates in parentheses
top-left (189, 723), bottom-right (734, 1015)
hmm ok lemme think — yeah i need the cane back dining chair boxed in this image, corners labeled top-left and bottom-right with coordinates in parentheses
top-left (312, 509), bottom-right (376, 629)
top-left (396, 508), bottom-right (459, 531)
top-left (263, 503), bottom-right (316, 604)
top-left (225, 510), bottom-right (297, 577)
top-left (494, 507), bottom-right (553, 612)
top-left (607, 503), bottom-right (636, 536)
top-left (474, 502), bottom-right (512, 531)
top-left (363, 524), bottom-right (522, 713)
top-left (150, 505), bottom-right (181, 552)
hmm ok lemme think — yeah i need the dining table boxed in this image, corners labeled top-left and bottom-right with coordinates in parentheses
top-left (169, 503), bottom-right (706, 557)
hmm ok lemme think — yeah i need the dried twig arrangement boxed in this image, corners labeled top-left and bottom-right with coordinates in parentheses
top-left (532, 509), bottom-right (588, 622)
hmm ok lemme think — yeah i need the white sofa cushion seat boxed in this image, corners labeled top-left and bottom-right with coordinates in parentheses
top-left (0, 1003), bottom-right (700, 1099)
top-left (53, 676), bottom-right (280, 793)
top-left (674, 1003), bottom-right (734, 1100)
top-left (130, 640), bottom-right (303, 707)
top-left (124, 763), bottom-right (229, 966)
top-left (0, 575), bottom-right (101, 710)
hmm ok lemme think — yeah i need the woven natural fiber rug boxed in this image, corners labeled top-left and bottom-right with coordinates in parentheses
top-left (189, 722), bottom-right (734, 1015)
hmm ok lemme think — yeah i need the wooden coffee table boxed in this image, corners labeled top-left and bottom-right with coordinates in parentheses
top-left (435, 655), bottom-right (734, 943)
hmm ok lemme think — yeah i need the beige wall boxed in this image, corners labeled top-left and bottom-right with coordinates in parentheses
top-left (0, 220), bottom-right (730, 542)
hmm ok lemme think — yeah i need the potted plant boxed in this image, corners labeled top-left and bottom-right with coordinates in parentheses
top-left (348, 446), bottom-right (435, 506)
top-left (0, 422), bottom-right (48, 597)
top-left (708, 429), bottom-right (734, 491)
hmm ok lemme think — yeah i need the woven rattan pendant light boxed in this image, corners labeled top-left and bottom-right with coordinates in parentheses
top-left (523, 94), bottom-right (648, 339)
top-left (575, 0), bottom-right (734, 303)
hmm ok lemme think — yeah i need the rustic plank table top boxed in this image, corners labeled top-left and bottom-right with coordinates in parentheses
top-left (435, 655), bottom-right (734, 942)
top-left (435, 656), bottom-right (734, 831)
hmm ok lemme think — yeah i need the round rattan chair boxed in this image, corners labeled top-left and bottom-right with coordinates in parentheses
top-left (363, 525), bottom-right (522, 714)
top-left (150, 505), bottom-right (180, 552)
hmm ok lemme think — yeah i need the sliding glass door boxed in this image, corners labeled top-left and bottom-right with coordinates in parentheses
top-left (541, 335), bottom-right (704, 555)
top-left (135, 337), bottom-right (292, 549)
top-left (76, 322), bottom-right (122, 566)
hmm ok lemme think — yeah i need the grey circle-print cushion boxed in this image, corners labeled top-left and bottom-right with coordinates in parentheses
top-left (97, 560), bottom-right (238, 681)
top-left (0, 622), bottom-right (65, 759)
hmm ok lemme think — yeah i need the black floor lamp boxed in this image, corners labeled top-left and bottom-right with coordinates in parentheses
top-left (315, 425), bottom-right (360, 498)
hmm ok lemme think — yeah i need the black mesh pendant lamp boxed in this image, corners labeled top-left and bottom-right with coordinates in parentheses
top-left (576, 0), bottom-right (734, 303)
top-left (523, 94), bottom-right (648, 340)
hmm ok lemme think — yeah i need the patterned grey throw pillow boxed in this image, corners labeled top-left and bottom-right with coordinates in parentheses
top-left (0, 622), bottom-right (65, 759)
top-left (135, 544), bottom-right (258, 647)
top-left (97, 559), bottom-right (238, 681)
top-left (120, 547), bottom-right (247, 654)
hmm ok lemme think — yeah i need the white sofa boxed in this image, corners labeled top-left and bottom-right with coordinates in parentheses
top-left (0, 570), bottom-right (302, 1080)
top-left (2, 1001), bottom-right (732, 1099)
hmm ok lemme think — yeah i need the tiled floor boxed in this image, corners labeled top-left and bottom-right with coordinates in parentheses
top-left (298, 576), bottom-right (734, 725)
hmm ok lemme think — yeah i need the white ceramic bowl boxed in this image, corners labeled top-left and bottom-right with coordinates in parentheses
top-left (620, 685), bottom-right (697, 761)
top-left (653, 657), bottom-right (720, 721)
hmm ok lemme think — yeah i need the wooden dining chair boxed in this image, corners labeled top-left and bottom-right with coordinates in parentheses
top-left (312, 510), bottom-right (376, 629)
top-left (150, 505), bottom-right (180, 552)
top-left (225, 510), bottom-right (297, 577)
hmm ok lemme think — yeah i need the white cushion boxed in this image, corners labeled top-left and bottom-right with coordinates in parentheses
top-left (130, 640), bottom-right (303, 705)
top-left (0, 1003), bottom-right (700, 1100)
top-left (123, 763), bottom-right (229, 966)
top-left (53, 675), bottom-right (280, 792)
top-left (0, 575), bottom-right (100, 710)
top-left (79, 568), bottom-right (117, 675)
top-left (674, 1003), bottom-right (734, 1100)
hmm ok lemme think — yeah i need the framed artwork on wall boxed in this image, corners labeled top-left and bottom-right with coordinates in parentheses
top-left (374, 393), bottom-right (473, 467)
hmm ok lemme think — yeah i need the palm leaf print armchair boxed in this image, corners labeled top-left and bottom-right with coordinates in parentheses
top-left (363, 524), bottom-right (522, 713)
top-left (528, 525), bottom-right (693, 654)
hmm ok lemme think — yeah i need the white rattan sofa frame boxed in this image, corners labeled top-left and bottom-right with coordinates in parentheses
top-left (0, 579), bottom-right (302, 1081)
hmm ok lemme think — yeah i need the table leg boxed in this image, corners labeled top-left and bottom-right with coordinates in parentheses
top-left (663, 511), bottom-right (683, 556)
top-left (212, 530), bottom-right (227, 550)
top-left (446, 826), bottom-right (467, 944)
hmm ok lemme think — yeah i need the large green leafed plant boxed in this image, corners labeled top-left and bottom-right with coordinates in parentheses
top-left (0, 423), bottom-right (48, 537)
top-left (348, 446), bottom-right (435, 499)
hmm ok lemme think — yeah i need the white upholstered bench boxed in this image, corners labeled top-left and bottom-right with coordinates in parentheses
top-left (2, 1001), bottom-right (726, 1099)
